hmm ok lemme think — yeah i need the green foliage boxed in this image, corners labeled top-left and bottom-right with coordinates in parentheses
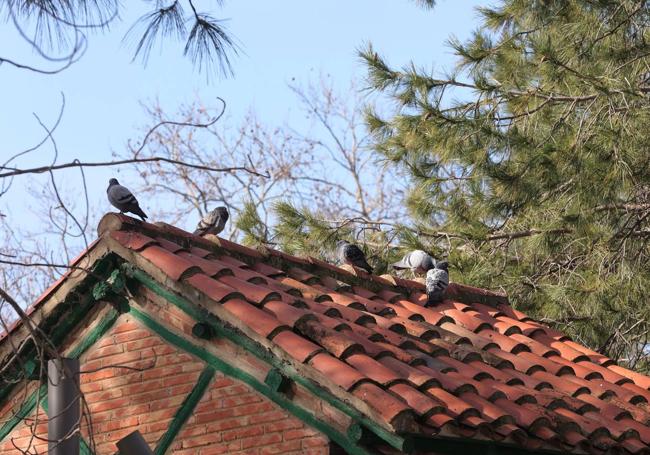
top-left (355, 0), bottom-right (650, 371)
top-left (236, 201), bottom-right (269, 247)
top-left (272, 202), bottom-right (349, 259)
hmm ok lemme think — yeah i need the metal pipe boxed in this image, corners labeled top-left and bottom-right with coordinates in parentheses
top-left (47, 358), bottom-right (80, 455)
top-left (116, 430), bottom-right (154, 454)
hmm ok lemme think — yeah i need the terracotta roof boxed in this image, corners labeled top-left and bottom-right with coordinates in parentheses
top-left (5, 212), bottom-right (650, 454)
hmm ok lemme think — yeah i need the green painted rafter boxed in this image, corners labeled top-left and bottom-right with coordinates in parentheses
top-left (154, 366), bottom-right (215, 455)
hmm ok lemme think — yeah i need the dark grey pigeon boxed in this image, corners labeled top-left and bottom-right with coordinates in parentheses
top-left (106, 178), bottom-right (148, 221)
top-left (392, 250), bottom-right (435, 274)
top-left (425, 261), bottom-right (449, 306)
top-left (194, 207), bottom-right (229, 236)
top-left (336, 240), bottom-right (373, 274)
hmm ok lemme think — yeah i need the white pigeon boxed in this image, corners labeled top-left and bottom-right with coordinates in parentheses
top-left (392, 250), bottom-right (435, 274)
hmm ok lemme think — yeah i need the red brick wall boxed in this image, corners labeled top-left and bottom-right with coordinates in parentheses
top-left (171, 370), bottom-right (329, 454)
top-left (0, 314), bottom-right (330, 454)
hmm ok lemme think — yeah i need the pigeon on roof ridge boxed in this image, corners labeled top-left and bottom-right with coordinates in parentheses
top-left (106, 178), bottom-right (148, 222)
top-left (336, 240), bottom-right (373, 274)
top-left (194, 206), bottom-right (229, 236)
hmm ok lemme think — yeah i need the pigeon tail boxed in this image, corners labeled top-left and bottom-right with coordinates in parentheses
top-left (358, 261), bottom-right (373, 274)
top-left (132, 205), bottom-right (148, 222)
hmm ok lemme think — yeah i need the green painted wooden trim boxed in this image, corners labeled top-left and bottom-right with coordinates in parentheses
top-left (264, 368), bottom-right (290, 393)
top-left (128, 305), bottom-right (373, 455)
top-left (125, 266), bottom-right (405, 452)
top-left (191, 322), bottom-right (213, 340)
top-left (68, 307), bottom-right (120, 359)
top-left (80, 438), bottom-right (94, 455)
top-left (154, 366), bottom-right (215, 455)
top-left (0, 383), bottom-right (47, 442)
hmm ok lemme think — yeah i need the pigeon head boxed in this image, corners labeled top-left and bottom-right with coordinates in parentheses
top-left (215, 206), bottom-right (229, 221)
top-left (421, 255), bottom-right (435, 272)
top-left (436, 261), bottom-right (449, 271)
top-left (108, 178), bottom-right (119, 186)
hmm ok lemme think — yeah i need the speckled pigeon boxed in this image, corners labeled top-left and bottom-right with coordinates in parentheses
top-left (392, 250), bottom-right (435, 274)
top-left (425, 261), bottom-right (448, 306)
top-left (194, 207), bottom-right (229, 236)
top-left (336, 240), bottom-right (373, 274)
top-left (106, 178), bottom-right (148, 221)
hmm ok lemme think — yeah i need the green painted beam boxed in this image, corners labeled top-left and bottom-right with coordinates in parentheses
top-left (264, 368), bottom-right (291, 394)
top-left (68, 308), bottom-right (120, 359)
top-left (129, 305), bottom-right (373, 455)
top-left (125, 265), bottom-right (406, 452)
top-left (154, 366), bottom-right (215, 455)
top-left (191, 322), bottom-right (214, 340)
top-left (0, 383), bottom-right (47, 442)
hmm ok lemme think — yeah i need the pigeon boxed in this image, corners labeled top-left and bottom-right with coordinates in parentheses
top-left (392, 250), bottom-right (435, 274)
top-left (194, 207), bottom-right (229, 236)
top-left (425, 261), bottom-right (448, 306)
top-left (336, 240), bottom-right (373, 274)
top-left (106, 178), bottom-right (148, 221)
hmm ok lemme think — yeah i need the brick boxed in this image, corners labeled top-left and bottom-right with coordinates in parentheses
top-left (259, 440), bottom-right (302, 454)
top-left (113, 329), bottom-right (154, 343)
top-left (284, 428), bottom-right (320, 441)
top-left (221, 393), bottom-right (262, 408)
top-left (248, 410), bottom-right (288, 424)
top-left (200, 443), bottom-right (233, 455)
top-left (263, 419), bottom-right (302, 433)
top-left (212, 376), bottom-right (235, 388)
top-left (222, 425), bottom-right (263, 442)
top-left (86, 344), bottom-right (124, 360)
top-left (162, 371), bottom-right (201, 387)
top-left (182, 431), bottom-right (224, 448)
top-left (205, 416), bottom-right (249, 433)
top-left (301, 436), bottom-right (329, 448)
top-left (111, 321), bottom-right (142, 333)
top-left (103, 350), bottom-right (142, 365)
top-left (241, 432), bottom-right (282, 449)
top-left (178, 424), bottom-right (208, 438)
top-left (89, 396), bottom-right (131, 413)
top-left (99, 415), bottom-right (139, 432)
top-left (232, 402), bottom-right (275, 417)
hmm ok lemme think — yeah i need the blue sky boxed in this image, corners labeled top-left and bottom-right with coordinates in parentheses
top-left (0, 0), bottom-right (484, 227)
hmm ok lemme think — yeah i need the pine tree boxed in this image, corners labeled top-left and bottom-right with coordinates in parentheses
top-left (360, 0), bottom-right (650, 371)
top-left (266, 1), bottom-right (650, 372)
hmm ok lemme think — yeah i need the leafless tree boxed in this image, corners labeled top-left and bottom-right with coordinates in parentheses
top-left (123, 78), bottom-right (406, 241)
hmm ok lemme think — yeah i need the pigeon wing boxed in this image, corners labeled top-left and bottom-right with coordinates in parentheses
top-left (345, 244), bottom-right (373, 273)
top-left (111, 185), bottom-right (136, 204)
